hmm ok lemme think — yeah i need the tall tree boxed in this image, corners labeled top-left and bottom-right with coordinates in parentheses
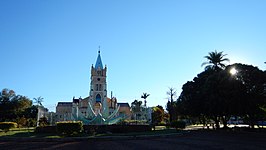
top-left (141, 93), bottom-right (150, 107)
top-left (131, 100), bottom-right (143, 121)
top-left (229, 64), bottom-right (266, 128)
top-left (166, 88), bottom-right (176, 123)
top-left (177, 63), bottom-right (266, 129)
top-left (0, 89), bottom-right (33, 122)
top-left (201, 50), bottom-right (229, 70)
top-left (0, 88), bottom-right (16, 102)
top-left (131, 100), bottom-right (142, 112)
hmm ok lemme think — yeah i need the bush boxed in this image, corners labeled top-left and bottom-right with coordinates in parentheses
top-left (0, 122), bottom-right (17, 132)
top-left (171, 120), bottom-right (186, 129)
top-left (83, 125), bottom-right (152, 134)
top-left (35, 126), bottom-right (56, 133)
top-left (39, 117), bottom-right (49, 127)
top-left (56, 121), bottom-right (83, 136)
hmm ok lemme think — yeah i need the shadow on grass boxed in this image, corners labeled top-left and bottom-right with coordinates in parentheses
top-left (0, 128), bottom-right (60, 138)
top-left (0, 127), bottom-right (185, 139)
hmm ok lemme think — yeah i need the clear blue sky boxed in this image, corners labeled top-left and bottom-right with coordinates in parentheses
top-left (1, 0), bottom-right (266, 112)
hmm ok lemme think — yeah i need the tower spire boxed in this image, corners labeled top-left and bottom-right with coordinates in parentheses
top-left (95, 47), bottom-right (103, 69)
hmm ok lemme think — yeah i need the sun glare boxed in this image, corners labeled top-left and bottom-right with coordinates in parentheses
top-left (230, 67), bottom-right (237, 75)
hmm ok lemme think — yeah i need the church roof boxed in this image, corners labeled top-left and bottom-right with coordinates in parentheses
top-left (95, 51), bottom-right (103, 69)
top-left (118, 103), bottom-right (130, 108)
top-left (57, 102), bottom-right (72, 106)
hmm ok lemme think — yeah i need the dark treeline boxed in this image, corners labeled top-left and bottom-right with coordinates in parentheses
top-left (0, 89), bottom-right (38, 127)
top-left (169, 51), bottom-right (266, 128)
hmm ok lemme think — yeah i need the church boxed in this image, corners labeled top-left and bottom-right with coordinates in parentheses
top-left (55, 50), bottom-right (131, 124)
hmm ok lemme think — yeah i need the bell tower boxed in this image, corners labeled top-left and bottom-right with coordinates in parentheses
top-left (89, 50), bottom-right (107, 108)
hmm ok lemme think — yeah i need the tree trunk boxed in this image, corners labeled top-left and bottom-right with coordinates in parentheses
top-left (212, 116), bottom-right (220, 129)
top-left (248, 114), bottom-right (255, 129)
top-left (221, 116), bottom-right (228, 128)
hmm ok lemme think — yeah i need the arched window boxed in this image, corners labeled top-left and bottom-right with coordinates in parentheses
top-left (96, 94), bottom-right (101, 102)
top-left (96, 84), bottom-right (99, 91)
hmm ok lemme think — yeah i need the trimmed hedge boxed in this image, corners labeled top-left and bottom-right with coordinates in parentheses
top-left (83, 125), bottom-right (152, 134)
top-left (171, 120), bottom-right (186, 129)
top-left (56, 121), bottom-right (83, 136)
top-left (35, 126), bottom-right (57, 133)
top-left (35, 124), bottom-right (152, 135)
top-left (0, 122), bottom-right (17, 132)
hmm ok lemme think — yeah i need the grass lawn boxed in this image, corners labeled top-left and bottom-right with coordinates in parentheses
top-left (0, 128), bottom-right (34, 137)
top-left (0, 126), bottom-right (181, 138)
top-left (0, 127), bottom-right (61, 138)
top-left (1, 125), bottom-right (265, 139)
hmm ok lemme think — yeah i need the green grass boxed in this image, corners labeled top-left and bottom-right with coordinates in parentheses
top-left (0, 127), bottom-right (61, 138)
top-left (0, 125), bottom-right (192, 138)
top-left (0, 126), bottom-right (182, 138)
top-left (0, 128), bottom-right (34, 137)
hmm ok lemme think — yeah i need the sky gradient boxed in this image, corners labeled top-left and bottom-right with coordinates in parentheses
top-left (1, 0), bottom-right (266, 111)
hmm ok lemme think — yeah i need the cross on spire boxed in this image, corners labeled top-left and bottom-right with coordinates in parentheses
top-left (98, 46), bottom-right (101, 54)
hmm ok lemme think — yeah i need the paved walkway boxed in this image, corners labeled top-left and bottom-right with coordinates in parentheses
top-left (1, 130), bottom-right (266, 150)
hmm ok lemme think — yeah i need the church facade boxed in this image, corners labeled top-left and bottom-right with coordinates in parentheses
top-left (56, 51), bottom-right (131, 124)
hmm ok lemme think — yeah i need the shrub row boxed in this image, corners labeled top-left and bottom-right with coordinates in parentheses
top-left (35, 125), bottom-right (57, 133)
top-left (0, 122), bottom-right (17, 132)
top-left (56, 121), bottom-right (83, 136)
top-left (35, 123), bottom-right (152, 135)
top-left (83, 125), bottom-right (152, 134)
top-left (171, 120), bottom-right (186, 129)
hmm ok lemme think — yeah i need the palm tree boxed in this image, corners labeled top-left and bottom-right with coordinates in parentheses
top-left (141, 93), bottom-right (150, 107)
top-left (201, 50), bottom-right (229, 70)
top-left (34, 96), bottom-right (43, 106)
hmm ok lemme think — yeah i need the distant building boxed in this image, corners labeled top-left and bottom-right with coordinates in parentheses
top-left (117, 103), bottom-right (131, 119)
top-left (37, 106), bottom-right (49, 126)
top-left (56, 102), bottom-right (73, 121)
top-left (55, 50), bottom-right (131, 124)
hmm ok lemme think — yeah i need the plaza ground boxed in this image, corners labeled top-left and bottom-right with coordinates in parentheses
top-left (1, 130), bottom-right (266, 150)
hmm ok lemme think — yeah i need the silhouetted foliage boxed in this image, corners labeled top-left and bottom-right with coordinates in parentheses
top-left (201, 50), bottom-right (229, 70)
top-left (0, 89), bottom-right (37, 126)
top-left (177, 63), bottom-right (266, 128)
top-left (166, 88), bottom-right (176, 123)
top-left (131, 99), bottom-right (143, 113)
top-left (141, 93), bottom-right (150, 107)
top-left (171, 120), bottom-right (186, 129)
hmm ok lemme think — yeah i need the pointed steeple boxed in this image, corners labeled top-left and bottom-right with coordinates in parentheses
top-left (95, 49), bottom-right (103, 69)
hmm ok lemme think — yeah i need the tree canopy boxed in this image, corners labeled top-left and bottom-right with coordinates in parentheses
top-left (176, 63), bottom-right (266, 128)
top-left (0, 88), bottom-right (38, 126)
